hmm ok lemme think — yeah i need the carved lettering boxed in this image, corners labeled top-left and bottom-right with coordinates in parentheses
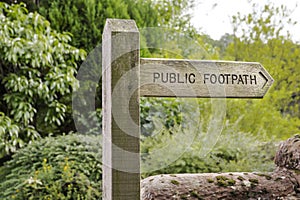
top-left (153, 73), bottom-right (257, 85)
top-left (152, 72), bottom-right (196, 84)
top-left (203, 73), bottom-right (258, 85)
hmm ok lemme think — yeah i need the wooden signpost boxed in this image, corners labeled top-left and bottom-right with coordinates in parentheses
top-left (140, 58), bottom-right (273, 98)
top-left (102, 19), bottom-right (274, 199)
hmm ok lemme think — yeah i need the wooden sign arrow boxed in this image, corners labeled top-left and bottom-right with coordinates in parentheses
top-left (140, 58), bottom-right (274, 98)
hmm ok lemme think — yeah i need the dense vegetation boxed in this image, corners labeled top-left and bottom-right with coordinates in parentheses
top-left (0, 0), bottom-right (299, 198)
top-left (35, 0), bottom-right (194, 52)
top-left (224, 3), bottom-right (300, 139)
top-left (0, 2), bottom-right (86, 160)
top-left (0, 134), bottom-right (102, 199)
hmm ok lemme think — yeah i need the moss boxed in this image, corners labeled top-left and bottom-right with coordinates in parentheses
top-left (207, 178), bottom-right (214, 183)
top-left (180, 195), bottom-right (188, 200)
top-left (170, 180), bottom-right (180, 185)
top-left (227, 179), bottom-right (236, 186)
top-left (248, 178), bottom-right (259, 188)
top-left (190, 191), bottom-right (203, 199)
top-left (215, 175), bottom-right (236, 187)
top-left (216, 175), bottom-right (229, 181)
top-left (293, 170), bottom-right (300, 175)
top-left (264, 175), bottom-right (272, 180)
top-left (255, 173), bottom-right (272, 180)
top-left (170, 174), bottom-right (177, 177)
top-left (237, 176), bottom-right (245, 181)
top-left (249, 178), bottom-right (259, 184)
top-left (217, 180), bottom-right (228, 186)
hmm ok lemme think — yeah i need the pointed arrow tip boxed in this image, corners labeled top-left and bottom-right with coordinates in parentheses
top-left (259, 71), bottom-right (268, 89)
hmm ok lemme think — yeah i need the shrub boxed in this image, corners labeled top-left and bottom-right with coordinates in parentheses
top-left (0, 133), bottom-right (102, 199)
top-left (0, 2), bottom-right (86, 157)
top-left (141, 124), bottom-right (277, 177)
top-left (140, 97), bottom-right (184, 136)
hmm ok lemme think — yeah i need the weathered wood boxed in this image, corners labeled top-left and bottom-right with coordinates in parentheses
top-left (141, 135), bottom-right (300, 200)
top-left (102, 19), bottom-right (140, 200)
top-left (140, 58), bottom-right (274, 98)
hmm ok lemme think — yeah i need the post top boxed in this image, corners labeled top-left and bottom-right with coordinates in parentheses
top-left (104, 18), bottom-right (139, 33)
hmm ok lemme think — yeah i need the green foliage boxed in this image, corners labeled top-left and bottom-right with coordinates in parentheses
top-left (225, 99), bottom-right (299, 139)
top-left (0, 112), bottom-right (23, 154)
top-left (1, 1), bottom-right (38, 11)
top-left (139, 2), bottom-right (297, 177)
top-left (37, 0), bottom-right (128, 52)
top-left (37, 0), bottom-right (195, 52)
top-left (222, 2), bottom-right (300, 139)
top-left (0, 2), bottom-right (86, 157)
top-left (140, 98), bottom-right (276, 177)
top-left (35, 0), bottom-right (197, 118)
top-left (141, 122), bottom-right (276, 178)
top-left (0, 134), bottom-right (102, 199)
top-left (0, 124), bottom-right (275, 199)
top-left (73, 108), bottom-right (102, 135)
top-left (7, 159), bottom-right (100, 199)
top-left (0, 4), bottom-right (297, 197)
top-left (140, 98), bottom-right (183, 136)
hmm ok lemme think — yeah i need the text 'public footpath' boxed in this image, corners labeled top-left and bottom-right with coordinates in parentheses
top-left (152, 72), bottom-right (257, 85)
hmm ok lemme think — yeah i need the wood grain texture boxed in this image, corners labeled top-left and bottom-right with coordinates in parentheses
top-left (102, 19), bottom-right (140, 200)
top-left (140, 58), bottom-right (274, 98)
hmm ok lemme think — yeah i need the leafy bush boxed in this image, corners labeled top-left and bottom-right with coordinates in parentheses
top-left (0, 2), bottom-right (86, 157)
top-left (141, 120), bottom-right (277, 178)
top-left (140, 97), bottom-right (184, 136)
top-left (0, 133), bottom-right (102, 199)
top-left (36, 0), bottom-right (194, 52)
top-left (0, 124), bottom-right (277, 198)
top-left (223, 3), bottom-right (300, 139)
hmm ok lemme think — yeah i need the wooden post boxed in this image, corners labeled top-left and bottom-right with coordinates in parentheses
top-left (102, 19), bottom-right (140, 199)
